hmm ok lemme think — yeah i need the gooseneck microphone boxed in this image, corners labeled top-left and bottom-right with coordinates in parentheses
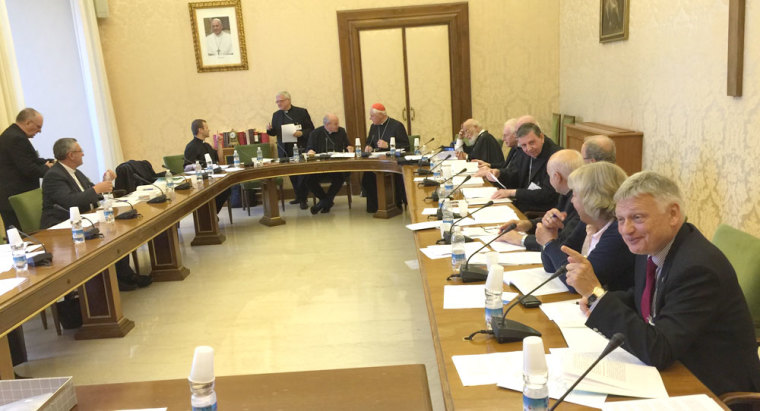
top-left (53, 204), bottom-right (101, 240)
top-left (548, 333), bottom-right (626, 410)
top-left (113, 199), bottom-right (138, 219)
top-left (417, 152), bottom-right (452, 177)
top-left (423, 165), bottom-right (466, 188)
top-left (430, 170), bottom-right (469, 201)
top-left (438, 200), bottom-right (493, 245)
top-left (416, 143), bottom-right (444, 170)
top-left (132, 174), bottom-right (167, 204)
top-left (449, 223), bottom-right (517, 283)
top-left (161, 165), bottom-right (191, 190)
top-left (486, 265), bottom-right (568, 343)
top-left (435, 175), bottom-right (473, 220)
top-left (8, 225), bottom-right (52, 266)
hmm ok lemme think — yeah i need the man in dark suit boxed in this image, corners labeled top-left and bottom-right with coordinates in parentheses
top-left (361, 103), bottom-right (409, 213)
top-left (41, 138), bottom-right (151, 291)
top-left (456, 118), bottom-right (504, 167)
top-left (305, 113), bottom-right (352, 214)
top-left (184, 119), bottom-right (231, 215)
top-left (0, 108), bottom-right (54, 230)
top-left (266, 91), bottom-right (314, 209)
top-left (564, 171), bottom-right (760, 396)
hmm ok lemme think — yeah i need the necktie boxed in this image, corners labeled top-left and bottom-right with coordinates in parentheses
top-left (641, 257), bottom-right (657, 320)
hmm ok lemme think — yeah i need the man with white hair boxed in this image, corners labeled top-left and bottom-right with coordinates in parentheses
top-left (205, 18), bottom-right (233, 56)
top-left (361, 103), bottom-right (409, 213)
top-left (456, 118), bottom-right (503, 166)
top-left (581, 134), bottom-right (616, 163)
top-left (564, 171), bottom-right (760, 396)
top-left (305, 113), bottom-right (352, 214)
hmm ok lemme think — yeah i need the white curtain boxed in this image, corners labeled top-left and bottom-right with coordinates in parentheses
top-left (70, 0), bottom-right (123, 176)
top-left (0, 0), bottom-right (23, 126)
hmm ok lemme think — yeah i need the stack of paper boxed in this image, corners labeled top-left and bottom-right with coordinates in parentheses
top-left (505, 267), bottom-right (569, 296)
top-left (453, 176), bottom-right (485, 187)
top-left (443, 284), bottom-right (518, 309)
top-left (419, 241), bottom-right (484, 260)
top-left (558, 350), bottom-right (668, 398)
top-left (462, 187), bottom-right (498, 199)
top-left (469, 206), bottom-right (519, 224)
top-left (442, 159), bottom-right (479, 174)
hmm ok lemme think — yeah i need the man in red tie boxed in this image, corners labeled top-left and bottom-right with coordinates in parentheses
top-left (563, 171), bottom-right (760, 396)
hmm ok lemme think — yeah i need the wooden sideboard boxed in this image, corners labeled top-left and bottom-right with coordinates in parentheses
top-left (565, 122), bottom-right (643, 175)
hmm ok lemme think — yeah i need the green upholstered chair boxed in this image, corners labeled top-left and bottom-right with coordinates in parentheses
top-left (163, 154), bottom-right (185, 175)
top-left (234, 144), bottom-right (285, 215)
top-left (712, 224), bottom-right (760, 341)
top-left (8, 187), bottom-right (61, 335)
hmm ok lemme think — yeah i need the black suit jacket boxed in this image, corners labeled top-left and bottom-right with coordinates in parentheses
top-left (466, 131), bottom-right (504, 166)
top-left (268, 106), bottom-right (314, 156)
top-left (40, 163), bottom-right (100, 229)
top-left (0, 124), bottom-right (49, 212)
top-left (542, 219), bottom-right (635, 292)
top-left (496, 137), bottom-right (560, 212)
top-left (586, 223), bottom-right (760, 395)
top-left (523, 191), bottom-right (581, 251)
top-left (307, 126), bottom-right (349, 153)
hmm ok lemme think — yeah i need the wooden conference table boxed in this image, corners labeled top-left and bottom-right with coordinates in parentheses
top-left (401, 167), bottom-right (726, 410)
top-left (0, 157), bottom-right (404, 379)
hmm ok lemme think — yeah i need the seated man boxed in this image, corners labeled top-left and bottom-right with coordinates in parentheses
top-left (184, 119), bottom-right (231, 215)
top-left (306, 113), bottom-right (353, 214)
top-left (498, 149), bottom-right (584, 251)
top-left (40, 138), bottom-right (151, 291)
top-left (565, 171), bottom-right (760, 396)
top-left (581, 134), bottom-right (616, 163)
top-left (456, 119), bottom-right (504, 167)
top-left (477, 122), bottom-right (561, 213)
top-left (361, 103), bottom-right (409, 213)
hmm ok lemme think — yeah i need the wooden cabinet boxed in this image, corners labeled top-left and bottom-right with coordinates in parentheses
top-left (565, 122), bottom-right (643, 175)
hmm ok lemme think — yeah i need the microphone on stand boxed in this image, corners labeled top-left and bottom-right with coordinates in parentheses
top-left (53, 204), bottom-right (101, 240)
top-left (423, 165), bottom-right (465, 188)
top-left (162, 165), bottom-right (191, 190)
top-left (486, 265), bottom-right (568, 343)
top-left (113, 199), bottom-right (138, 219)
top-left (548, 333), bottom-right (626, 410)
top-left (132, 174), bottom-right (168, 203)
top-left (430, 169), bottom-right (469, 200)
top-left (450, 223), bottom-right (517, 283)
top-left (416, 151), bottom-right (451, 175)
top-left (437, 200), bottom-right (494, 245)
top-left (435, 175), bottom-right (473, 220)
top-left (8, 226), bottom-right (52, 266)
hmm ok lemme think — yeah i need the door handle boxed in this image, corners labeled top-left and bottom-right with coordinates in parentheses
top-left (410, 107), bottom-right (416, 121)
top-left (402, 108), bottom-right (407, 121)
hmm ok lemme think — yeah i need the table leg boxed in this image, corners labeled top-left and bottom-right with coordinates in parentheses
top-left (75, 265), bottom-right (135, 340)
top-left (149, 227), bottom-right (190, 281)
top-left (374, 172), bottom-right (401, 219)
top-left (0, 336), bottom-right (13, 380)
top-left (259, 178), bottom-right (286, 226)
top-left (191, 200), bottom-right (226, 246)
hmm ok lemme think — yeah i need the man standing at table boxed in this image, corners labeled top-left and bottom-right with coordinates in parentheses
top-left (0, 108), bottom-right (54, 230)
top-left (40, 138), bottom-right (151, 291)
top-left (266, 91), bottom-right (314, 210)
top-left (564, 171), bottom-right (760, 396)
top-left (305, 113), bottom-right (353, 214)
top-left (361, 103), bottom-right (409, 213)
top-left (184, 119), bottom-right (231, 216)
top-left (455, 119), bottom-right (504, 167)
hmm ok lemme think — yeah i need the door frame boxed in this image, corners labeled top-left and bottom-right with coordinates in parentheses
top-left (337, 2), bottom-right (471, 144)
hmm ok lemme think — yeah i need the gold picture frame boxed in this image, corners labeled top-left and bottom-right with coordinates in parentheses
top-left (599, 0), bottom-right (629, 43)
top-left (189, 0), bottom-right (248, 73)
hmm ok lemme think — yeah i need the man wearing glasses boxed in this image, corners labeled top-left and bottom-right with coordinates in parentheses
top-left (0, 108), bottom-right (54, 230)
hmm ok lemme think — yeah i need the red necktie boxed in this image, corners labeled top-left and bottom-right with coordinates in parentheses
top-left (641, 257), bottom-right (657, 320)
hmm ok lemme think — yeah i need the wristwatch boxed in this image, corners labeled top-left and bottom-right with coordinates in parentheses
top-left (586, 286), bottom-right (606, 305)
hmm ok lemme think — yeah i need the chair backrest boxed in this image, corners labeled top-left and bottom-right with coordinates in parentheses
top-left (8, 188), bottom-right (43, 233)
top-left (712, 224), bottom-right (760, 332)
top-left (163, 154), bottom-right (185, 175)
top-left (235, 144), bottom-right (273, 164)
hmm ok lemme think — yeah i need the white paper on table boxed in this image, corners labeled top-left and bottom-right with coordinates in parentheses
top-left (461, 226), bottom-right (503, 238)
top-left (505, 267), bottom-right (570, 296)
top-left (453, 176), bottom-right (484, 187)
top-left (470, 206), bottom-right (519, 224)
top-left (539, 299), bottom-right (588, 327)
top-left (557, 327), bottom-right (644, 365)
top-left (405, 221), bottom-right (441, 231)
top-left (497, 251), bottom-right (542, 265)
top-left (413, 177), bottom-right (426, 182)
top-left (443, 284), bottom-right (518, 309)
top-left (225, 166), bottom-right (244, 171)
top-left (405, 155), bottom-right (423, 161)
top-left (462, 187), bottom-right (498, 199)
top-left (421, 207), bottom-right (439, 215)
top-left (452, 352), bottom-right (520, 386)
top-left (601, 394), bottom-right (725, 411)
top-left (281, 123), bottom-right (298, 143)
top-left (0, 277), bottom-right (28, 297)
top-left (496, 351), bottom-right (609, 409)
top-left (330, 152), bottom-right (355, 158)
top-left (489, 241), bottom-right (527, 253)
top-left (47, 217), bottom-right (97, 230)
top-left (468, 197), bottom-right (511, 205)
top-left (419, 241), bottom-right (484, 260)
top-left (559, 350), bottom-right (668, 398)
top-left (211, 173), bottom-right (227, 178)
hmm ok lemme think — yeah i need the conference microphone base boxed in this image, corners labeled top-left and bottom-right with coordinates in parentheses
top-left (490, 318), bottom-right (542, 343)
top-left (116, 210), bottom-right (138, 220)
top-left (422, 179), bottom-right (440, 187)
top-left (460, 266), bottom-right (489, 283)
top-left (174, 182), bottom-right (191, 190)
top-left (28, 252), bottom-right (53, 266)
top-left (84, 228), bottom-right (101, 240)
top-left (148, 195), bottom-right (168, 204)
top-left (415, 168), bottom-right (433, 175)
top-left (436, 234), bottom-right (476, 245)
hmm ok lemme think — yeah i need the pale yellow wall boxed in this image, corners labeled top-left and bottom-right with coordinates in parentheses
top-left (97, 0), bottom-right (558, 169)
top-left (559, 0), bottom-right (760, 238)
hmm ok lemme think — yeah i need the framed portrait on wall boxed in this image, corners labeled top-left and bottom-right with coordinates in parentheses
top-left (189, 0), bottom-right (248, 72)
top-left (599, 0), bottom-right (629, 43)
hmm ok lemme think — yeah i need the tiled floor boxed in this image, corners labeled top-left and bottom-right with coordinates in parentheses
top-left (15, 196), bottom-right (444, 410)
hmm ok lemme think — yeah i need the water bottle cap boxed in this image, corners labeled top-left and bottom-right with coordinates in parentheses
top-left (189, 346), bottom-right (215, 383)
top-left (69, 206), bottom-right (81, 220)
top-left (523, 336), bottom-right (548, 375)
top-left (485, 264), bottom-right (503, 291)
top-left (6, 228), bottom-right (22, 245)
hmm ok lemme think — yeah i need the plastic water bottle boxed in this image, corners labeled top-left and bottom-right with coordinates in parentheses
top-left (70, 206), bottom-right (85, 244)
top-left (256, 146), bottom-right (263, 162)
top-left (194, 161), bottom-right (202, 188)
top-left (189, 346), bottom-right (217, 411)
top-left (389, 136), bottom-right (396, 157)
top-left (233, 150), bottom-right (241, 168)
top-left (451, 226), bottom-right (466, 272)
top-left (441, 200), bottom-right (454, 238)
top-left (7, 228), bottom-right (27, 271)
top-left (103, 194), bottom-right (115, 223)
top-left (355, 138), bottom-right (362, 158)
top-left (484, 265), bottom-right (504, 330)
top-left (206, 161), bottom-right (214, 181)
top-left (523, 337), bottom-right (549, 411)
top-left (433, 160), bottom-right (441, 181)
top-left (414, 137), bottom-right (421, 155)
top-left (165, 169), bottom-right (175, 192)
top-left (443, 164), bottom-right (454, 194)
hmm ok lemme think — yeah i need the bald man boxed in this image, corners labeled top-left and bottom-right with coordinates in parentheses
top-left (457, 119), bottom-right (504, 166)
top-left (581, 134), bottom-right (616, 163)
top-left (305, 113), bottom-right (352, 214)
top-left (205, 18), bottom-right (233, 56)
